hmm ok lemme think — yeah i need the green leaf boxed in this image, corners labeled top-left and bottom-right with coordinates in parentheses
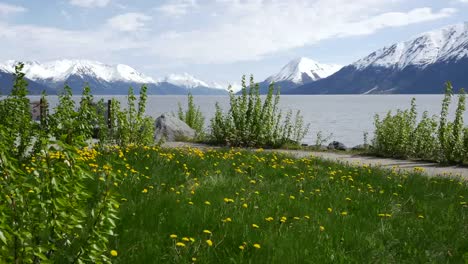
top-left (0, 230), bottom-right (7, 245)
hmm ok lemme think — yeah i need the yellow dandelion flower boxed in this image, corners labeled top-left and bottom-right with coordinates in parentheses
top-left (142, 188), bottom-right (148, 193)
top-left (239, 245), bottom-right (245, 250)
top-left (203, 230), bottom-right (212, 234)
top-left (418, 215), bottom-right (424, 219)
top-left (280, 216), bottom-right (287, 223)
top-left (242, 203), bottom-right (248, 208)
top-left (190, 237), bottom-right (195, 242)
top-left (252, 224), bottom-right (259, 228)
top-left (345, 197), bottom-right (351, 201)
top-left (110, 250), bottom-right (118, 257)
top-left (253, 243), bottom-right (261, 249)
top-left (265, 217), bottom-right (274, 222)
top-left (176, 242), bottom-right (186, 247)
top-left (289, 195), bottom-right (296, 200)
top-left (170, 234), bottom-right (178, 239)
top-left (293, 217), bottom-right (300, 220)
top-left (192, 257), bottom-right (197, 262)
top-left (319, 226), bottom-right (325, 232)
top-left (182, 237), bottom-right (190, 242)
top-left (341, 211), bottom-right (348, 216)
top-left (206, 239), bottom-right (213, 246)
top-left (204, 201), bottom-right (211, 205)
top-left (327, 208), bottom-right (332, 213)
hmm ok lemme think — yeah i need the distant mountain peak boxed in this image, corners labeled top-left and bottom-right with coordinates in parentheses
top-left (265, 57), bottom-right (342, 84)
top-left (0, 59), bottom-right (157, 84)
top-left (160, 73), bottom-right (212, 89)
top-left (353, 22), bottom-right (468, 70)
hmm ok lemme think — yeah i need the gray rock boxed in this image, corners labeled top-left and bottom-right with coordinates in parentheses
top-left (154, 113), bottom-right (196, 142)
top-left (327, 141), bottom-right (347, 151)
top-left (352, 144), bottom-right (370, 150)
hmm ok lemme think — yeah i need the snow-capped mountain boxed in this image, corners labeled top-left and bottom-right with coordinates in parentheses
top-left (0, 60), bottom-right (227, 95)
top-left (354, 22), bottom-right (468, 70)
top-left (1, 60), bottom-right (156, 84)
top-left (290, 22), bottom-right (468, 94)
top-left (266, 57), bottom-right (341, 84)
top-left (256, 57), bottom-right (341, 94)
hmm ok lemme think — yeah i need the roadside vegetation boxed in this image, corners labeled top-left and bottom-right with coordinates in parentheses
top-left (0, 64), bottom-right (466, 263)
top-left (372, 82), bottom-right (467, 164)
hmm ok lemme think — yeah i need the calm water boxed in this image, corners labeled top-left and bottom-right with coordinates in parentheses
top-left (24, 95), bottom-right (467, 147)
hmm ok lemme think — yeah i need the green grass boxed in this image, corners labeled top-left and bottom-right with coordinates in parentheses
top-left (95, 146), bottom-right (467, 263)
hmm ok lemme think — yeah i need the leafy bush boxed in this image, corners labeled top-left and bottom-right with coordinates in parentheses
top-left (372, 82), bottom-right (467, 164)
top-left (210, 75), bottom-right (309, 147)
top-left (0, 63), bottom-right (36, 159)
top-left (178, 92), bottom-right (205, 138)
top-left (0, 64), bottom-right (120, 262)
top-left (108, 86), bottom-right (155, 146)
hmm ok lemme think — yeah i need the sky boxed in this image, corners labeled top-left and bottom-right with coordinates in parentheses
top-left (0, 0), bottom-right (467, 87)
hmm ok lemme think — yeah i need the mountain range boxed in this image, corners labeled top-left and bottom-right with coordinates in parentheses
top-left (288, 22), bottom-right (468, 94)
top-left (0, 22), bottom-right (467, 95)
top-left (0, 60), bottom-right (227, 95)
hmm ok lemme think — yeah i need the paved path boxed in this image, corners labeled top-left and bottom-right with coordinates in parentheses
top-left (162, 142), bottom-right (468, 181)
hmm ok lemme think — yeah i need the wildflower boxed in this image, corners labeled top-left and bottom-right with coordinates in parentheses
top-left (289, 195), bottom-right (296, 200)
top-left (341, 211), bottom-right (348, 216)
top-left (224, 198), bottom-right (234, 203)
top-left (253, 243), bottom-right (261, 249)
top-left (242, 203), bottom-right (248, 208)
top-left (176, 242), bottom-right (186, 247)
top-left (182, 237), bottom-right (190, 242)
top-left (203, 230), bottom-right (212, 234)
top-left (319, 226), bottom-right (325, 232)
top-left (265, 217), bottom-right (274, 222)
top-left (206, 239), bottom-right (213, 246)
top-left (345, 197), bottom-right (351, 201)
top-left (293, 217), bottom-right (300, 220)
top-left (188, 201), bottom-right (194, 205)
top-left (418, 215), bottom-right (424, 219)
top-left (142, 188), bottom-right (148, 193)
top-left (190, 237), bottom-right (195, 242)
top-left (280, 216), bottom-right (287, 223)
top-left (239, 245), bottom-right (245, 250)
top-left (304, 215), bottom-right (310, 219)
top-left (222, 217), bottom-right (232, 223)
top-left (170, 234), bottom-right (178, 239)
top-left (192, 257), bottom-right (197, 262)
top-left (327, 208), bottom-right (332, 213)
top-left (204, 201), bottom-right (211, 205)
top-left (252, 224), bottom-right (260, 228)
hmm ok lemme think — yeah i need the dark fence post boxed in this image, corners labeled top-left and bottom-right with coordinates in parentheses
top-left (40, 98), bottom-right (48, 127)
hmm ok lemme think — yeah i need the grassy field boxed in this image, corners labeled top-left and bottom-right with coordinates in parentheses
top-left (90, 146), bottom-right (468, 263)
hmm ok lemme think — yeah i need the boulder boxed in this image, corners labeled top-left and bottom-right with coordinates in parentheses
top-left (352, 144), bottom-right (370, 150)
top-left (327, 141), bottom-right (347, 151)
top-left (154, 113), bottom-right (195, 142)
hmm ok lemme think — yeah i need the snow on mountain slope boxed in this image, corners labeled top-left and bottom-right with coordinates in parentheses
top-left (265, 57), bottom-right (342, 84)
top-left (354, 22), bottom-right (468, 70)
top-left (0, 60), bottom-right (156, 83)
top-left (160, 73), bottom-right (211, 89)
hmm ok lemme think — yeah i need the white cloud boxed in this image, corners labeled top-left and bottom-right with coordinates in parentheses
top-left (156, 0), bottom-right (197, 16)
top-left (145, 1), bottom-right (456, 64)
top-left (0, 0), bottom-right (457, 68)
top-left (0, 2), bottom-right (27, 15)
top-left (69, 0), bottom-right (111, 8)
top-left (458, 0), bottom-right (468, 3)
top-left (107, 12), bottom-right (152, 32)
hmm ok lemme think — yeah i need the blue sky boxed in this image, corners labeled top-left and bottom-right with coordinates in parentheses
top-left (0, 0), bottom-right (467, 86)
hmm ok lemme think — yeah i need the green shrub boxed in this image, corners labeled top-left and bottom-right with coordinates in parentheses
top-left (0, 63), bottom-right (36, 159)
top-left (372, 82), bottom-right (467, 164)
top-left (108, 85), bottom-right (155, 146)
top-left (210, 75), bottom-right (309, 148)
top-left (178, 92), bottom-right (205, 138)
